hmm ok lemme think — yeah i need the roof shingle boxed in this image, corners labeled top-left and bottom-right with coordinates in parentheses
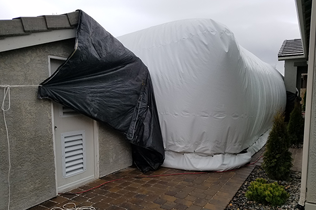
top-left (278, 39), bottom-right (304, 58)
top-left (21, 17), bottom-right (47, 32)
top-left (45, 15), bottom-right (71, 29)
top-left (0, 11), bottom-right (79, 38)
top-left (0, 19), bottom-right (25, 36)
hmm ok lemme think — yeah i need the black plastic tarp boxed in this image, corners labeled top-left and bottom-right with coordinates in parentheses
top-left (38, 10), bottom-right (164, 173)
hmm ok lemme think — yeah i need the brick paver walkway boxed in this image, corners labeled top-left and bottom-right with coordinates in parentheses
top-left (28, 148), bottom-right (270, 210)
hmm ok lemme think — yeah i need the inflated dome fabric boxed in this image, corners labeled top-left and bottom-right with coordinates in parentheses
top-left (118, 19), bottom-right (286, 171)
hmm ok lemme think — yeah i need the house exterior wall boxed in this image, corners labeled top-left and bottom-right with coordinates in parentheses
top-left (0, 39), bottom-right (74, 210)
top-left (305, 203), bottom-right (316, 210)
top-left (306, 203), bottom-right (316, 210)
top-left (98, 123), bottom-right (132, 177)
top-left (0, 38), bottom-right (133, 209)
top-left (284, 60), bottom-right (298, 93)
top-left (306, 48), bottom-right (316, 207)
top-left (284, 59), bottom-right (307, 94)
top-left (300, 1), bottom-right (316, 208)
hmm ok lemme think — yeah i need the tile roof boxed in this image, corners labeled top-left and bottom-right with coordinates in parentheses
top-left (0, 11), bottom-right (79, 38)
top-left (278, 39), bottom-right (304, 59)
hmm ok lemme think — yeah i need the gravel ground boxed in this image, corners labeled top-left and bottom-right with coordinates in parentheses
top-left (225, 166), bottom-right (302, 210)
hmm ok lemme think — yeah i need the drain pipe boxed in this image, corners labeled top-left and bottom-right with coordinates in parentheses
top-left (297, 0), bottom-right (316, 207)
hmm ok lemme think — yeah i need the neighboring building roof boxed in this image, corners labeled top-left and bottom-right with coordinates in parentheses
top-left (278, 39), bottom-right (305, 61)
top-left (0, 11), bottom-right (79, 52)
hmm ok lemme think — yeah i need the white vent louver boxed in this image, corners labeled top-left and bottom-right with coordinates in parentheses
top-left (61, 106), bottom-right (79, 117)
top-left (62, 131), bottom-right (86, 178)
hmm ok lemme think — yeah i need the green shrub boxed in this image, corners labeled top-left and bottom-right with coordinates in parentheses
top-left (246, 178), bottom-right (289, 206)
top-left (287, 100), bottom-right (304, 146)
top-left (262, 111), bottom-right (292, 180)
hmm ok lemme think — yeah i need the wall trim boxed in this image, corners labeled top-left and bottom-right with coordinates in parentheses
top-left (0, 29), bottom-right (76, 53)
top-left (93, 121), bottom-right (100, 178)
top-left (57, 175), bottom-right (95, 193)
top-left (48, 56), bottom-right (67, 196)
top-left (278, 55), bottom-right (306, 61)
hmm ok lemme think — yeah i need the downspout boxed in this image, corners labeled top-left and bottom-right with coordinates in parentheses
top-left (298, 0), bottom-right (316, 206)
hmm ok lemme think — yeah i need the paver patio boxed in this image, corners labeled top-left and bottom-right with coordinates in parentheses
top-left (28, 147), bottom-right (302, 210)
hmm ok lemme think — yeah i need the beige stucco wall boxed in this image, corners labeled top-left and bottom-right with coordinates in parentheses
top-left (0, 39), bottom-right (74, 210)
top-left (0, 38), bottom-right (133, 209)
top-left (98, 123), bottom-right (132, 177)
top-left (284, 59), bottom-right (307, 94)
top-left (306, 63), bottom-right (316, 204)
top-left (284, 60), bottom-right (298, 93)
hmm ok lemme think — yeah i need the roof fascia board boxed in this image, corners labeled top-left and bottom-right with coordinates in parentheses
top-left (278, 55), bottom-right (306, 61)
top-left (0, 28), bottom-right (76, 53)
top-left (296, 0), bottom-right (308, 57)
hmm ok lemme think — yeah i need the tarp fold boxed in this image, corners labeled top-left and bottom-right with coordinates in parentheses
top-left (38, 10), bottom-right (164, 173)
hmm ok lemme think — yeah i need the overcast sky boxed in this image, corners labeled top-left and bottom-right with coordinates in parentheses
top-left (1, 0), bottom-right (300, 74)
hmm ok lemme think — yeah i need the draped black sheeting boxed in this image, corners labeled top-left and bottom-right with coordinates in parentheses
top-left (38, 10), bottom-right (164, 172)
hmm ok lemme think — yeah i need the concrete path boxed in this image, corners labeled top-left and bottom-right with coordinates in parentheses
top-left (28, 147), bottom-right (302, 210)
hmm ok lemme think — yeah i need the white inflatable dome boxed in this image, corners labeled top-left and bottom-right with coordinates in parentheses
top-left (118, 19), bottom-right (286, 171)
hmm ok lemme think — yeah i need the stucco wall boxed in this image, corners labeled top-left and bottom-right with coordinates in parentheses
top-left (284, 59), bottom-right (307, 94)
top-left (307, 63), bottom-right (316, 204)
top-left (98, 123), bottom-right (132, 177)
top-left (0, 38), bottom-right (134, 209)
top-left (0, 39), bottom-right (74, 210)
top-left (284, 60), bottom-right (298, 93)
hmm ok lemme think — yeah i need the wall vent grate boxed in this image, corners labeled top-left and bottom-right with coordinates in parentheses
top-left (62, 131), bottom-right (86, 178)
top-left (61, 106), bottom-right (80, 117)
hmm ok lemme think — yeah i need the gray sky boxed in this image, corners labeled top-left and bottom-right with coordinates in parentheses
top-left (1, 0), bottom-right (300, 74)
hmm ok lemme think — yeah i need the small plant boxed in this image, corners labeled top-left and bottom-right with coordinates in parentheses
top-left (288, 99), bottom-right (304, 146)
top-left (246, 178), bottom-right (289, 206)
top-left (262, 111), bottom-right (292, 180)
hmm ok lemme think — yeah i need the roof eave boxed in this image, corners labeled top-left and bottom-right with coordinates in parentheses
top-left (278, 54), bottom-right (306, 61)
top-left (296, 0), bottom-right (308, 57)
